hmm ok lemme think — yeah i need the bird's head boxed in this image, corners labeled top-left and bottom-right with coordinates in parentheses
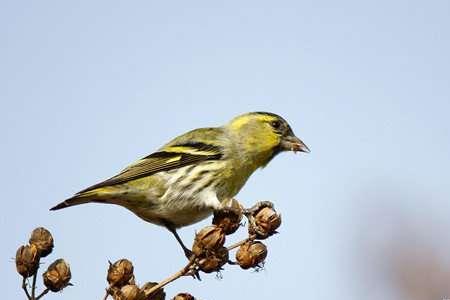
top-left (226, 112), bottom-right (309, 166)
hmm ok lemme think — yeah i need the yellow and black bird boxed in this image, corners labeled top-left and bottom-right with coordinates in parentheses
top-left (51, 112), bottom-right (309, 256)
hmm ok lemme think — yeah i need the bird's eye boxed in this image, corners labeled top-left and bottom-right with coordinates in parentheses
top-left (271, 120), bottom-right (281, 130)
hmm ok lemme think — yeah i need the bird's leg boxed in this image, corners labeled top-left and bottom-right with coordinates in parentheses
top-left (165, 225), bottom-right (193, 259)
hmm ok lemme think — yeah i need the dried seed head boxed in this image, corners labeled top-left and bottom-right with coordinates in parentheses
top-left (29, 227), bottom-right (54, 257)
top-left (43, 259), bottom-right (72, 292)
top-left (141, 282), bottom-right (166, 300)
top-left (172, 293), bottom-right (195, 300)
top-left (236, 241), bottom-right (268, 269)
top-left (249, 207), bottom-right (282, 239)
top-left (197, 246), bottom-right (229, 273)
top-left (107, 259), bottom-right (134, 288)
top-left (15, 244), bottom-right (40, 278)
top-left (115, 284), bottom-right (145, 300)
top-left (212, 201), bottom-right (243, 235)
top-left (192, 225), bottom-right (225, 256)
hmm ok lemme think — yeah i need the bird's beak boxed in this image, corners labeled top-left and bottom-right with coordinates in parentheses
top-left (281, 135), bottom-right (310, 153)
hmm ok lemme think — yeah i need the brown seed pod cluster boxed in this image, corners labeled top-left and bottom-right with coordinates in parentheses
top-left (105, 259), bottom-right (151, 300)
top-left (183, 200), bottom-right (281, 277)
top-left (233, 202), bottom-right (280, 270)
top-left (189, 201), bottom-right (281, 273)
top-left (104, 259), bottom-right (199, 300)
top-left (13, 200), bottom-right (281, 299)
top-left (15, 227), bottom-right (71, 299)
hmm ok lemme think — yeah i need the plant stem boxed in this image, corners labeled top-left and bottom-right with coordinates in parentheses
top-left (102, 289), bottom-right (109, 300)
top-left (22, 278), bottom-right (32, 300)
top-left (227, 235), bottom-right (256, 251)
top-left (36, 289), bottom-right (49, 300)
top-left (31, 268), bottom-right (38, 299)
top-left (143, 256), bottom-right (196, 297)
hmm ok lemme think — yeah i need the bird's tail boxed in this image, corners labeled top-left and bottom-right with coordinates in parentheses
top-left (50, 190), bottom-right (107, 211)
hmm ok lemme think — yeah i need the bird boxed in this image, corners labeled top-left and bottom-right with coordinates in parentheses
top-left (51, 112), bottom-right (309, 257)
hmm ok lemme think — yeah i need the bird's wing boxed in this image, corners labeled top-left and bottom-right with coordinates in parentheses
top-left (77, 140), bottom-right (224, 194)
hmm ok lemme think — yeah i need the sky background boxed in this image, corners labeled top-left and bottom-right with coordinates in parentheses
top-left (2, 1), bottom-right (450, 299)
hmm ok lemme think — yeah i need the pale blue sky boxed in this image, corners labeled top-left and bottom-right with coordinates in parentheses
top-left (2, 1), bottom-right (450, 299)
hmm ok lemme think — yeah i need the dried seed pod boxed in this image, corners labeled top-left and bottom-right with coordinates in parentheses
top-left (192, 225), bottom-right (225, 256)
top-left (141, 282), bottom-right (166, 300)
top-left (249, 207), bottom-right (282, 239)
top-left (107, 259), bottom-right (134, 288)
top-left (236, 241), bottom-right (268, 269)
top-left (43, 259), bottom-right (72, 292)
top-left (29, 227), bottom-right (54, 257)
top-left (172, 293), bottom-right (194, 300)
top-left (115, 284), bottom-right (145, 300)
top-left (197, 247), bottom-right (229, 273)
top-left (212, 200), bottom-right (243, 235)
top-left (15, 244), bottom-right (40, 278)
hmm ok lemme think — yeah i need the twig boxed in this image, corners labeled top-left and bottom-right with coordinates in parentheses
top-left (227, 235), bottom-right (256, 251)
top-left (143, 256), bottom-right (196, 297)
top-left (22, 278), bottom-right (32, 300)
top-left (102, 289), bottom-right (109, 300)
top-left (36, 288), bottom-right (50, 300)
top-left (31, 269), bottom-right (38, 299)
